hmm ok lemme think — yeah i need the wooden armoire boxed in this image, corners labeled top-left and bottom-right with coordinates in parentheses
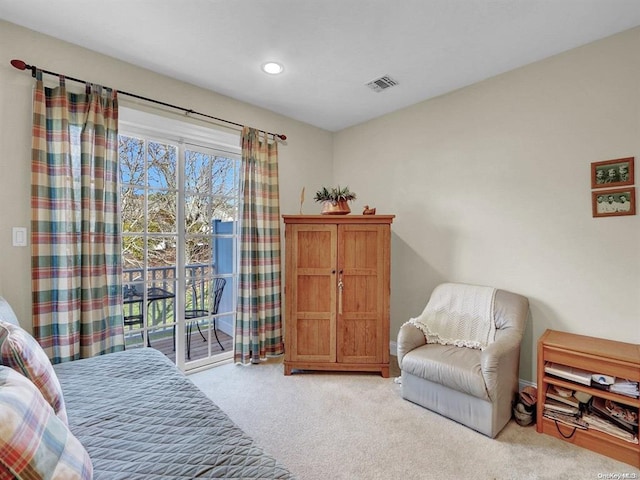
top-left (282, 215), bottom-right (394, 377)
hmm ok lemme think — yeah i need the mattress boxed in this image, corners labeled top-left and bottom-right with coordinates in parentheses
top-left (53, 348), bottom-right (295, 479)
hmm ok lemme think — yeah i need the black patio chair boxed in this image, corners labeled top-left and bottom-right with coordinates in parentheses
top-left (185, 277), bottom-right (226, 359)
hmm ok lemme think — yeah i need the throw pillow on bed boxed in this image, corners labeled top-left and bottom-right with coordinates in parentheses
top-left (0, 320), bottom-right (67, 424)
top-left (0, 297), bottom-right (20, 327)
top-left (0, 366), bottom-right (93, 480)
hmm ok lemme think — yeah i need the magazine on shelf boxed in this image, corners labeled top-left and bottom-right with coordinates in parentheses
top-left (589, 397), bottom-right (638, 434)
top-left (583, 412), bottom-right (639, 444)
top-left (543, 397), bottom-right (580, 416)
top-left (546, 385), bottom-right (581, 408)
top-left (543, 409), bottom-right (588, 430)
top-left (544, 363), bottom-right (592, 386)
top-left (610, 379), bottom-right (640, 398)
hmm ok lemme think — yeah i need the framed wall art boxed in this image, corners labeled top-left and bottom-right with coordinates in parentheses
top-left (591, 157), bottom-right (634, 189)
top-left (592, 187), bottom-right (636, 218)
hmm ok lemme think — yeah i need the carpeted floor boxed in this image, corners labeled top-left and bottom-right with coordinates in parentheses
top-left (189, 357), bottom-right (639, 480)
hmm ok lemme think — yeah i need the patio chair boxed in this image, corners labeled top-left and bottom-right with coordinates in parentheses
top-left (185, 277), bottom-right (227, 359)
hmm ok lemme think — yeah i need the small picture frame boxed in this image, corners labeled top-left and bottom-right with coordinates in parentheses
top-left (592, 187), bottom-right (636, 218)
top-left (591, 157), bottom-right (634, 189)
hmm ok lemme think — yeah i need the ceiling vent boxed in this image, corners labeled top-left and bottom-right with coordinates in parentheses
top-left (366, 75), bottom-right (398, 93)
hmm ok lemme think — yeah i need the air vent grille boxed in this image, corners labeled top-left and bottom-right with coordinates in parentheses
top-left (366, 75), bottom-right (398, 93)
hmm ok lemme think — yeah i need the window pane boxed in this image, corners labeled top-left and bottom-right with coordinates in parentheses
top-left (121, 187), bottom-right (145, 233)
top-left (185, 263), bottom-right (214, 282)
top-left (122, 235), bottom-right (145, 271)
top-left (147, 235), bottom-right (177, 269)
top-left (209, 197), bottom-right (237, 223)
top-left (185, 150), bottom-right (211, 193)
top-left (119, 135), bottom-right (145, 186)
top-left (213, 236), bottom-right (234, 275)
top-left (185, 195), bottom-right (213, 234)
top-left (148, 190), bottom-right (176, 233)
top-left (185, 237), bottom-right (212, 267)
top-left (148, 280), bottom-right (176, 329)
top-left (147, 142), bottom-right (176, 189)
top-left (211, 156), bottom-right (237, 197)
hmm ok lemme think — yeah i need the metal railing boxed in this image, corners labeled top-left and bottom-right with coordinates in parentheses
top-left (123, 264), bottom-right (215, 334)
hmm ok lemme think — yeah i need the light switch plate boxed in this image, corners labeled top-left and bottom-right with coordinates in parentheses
top-left (12, 227), bottom-right (27, 247)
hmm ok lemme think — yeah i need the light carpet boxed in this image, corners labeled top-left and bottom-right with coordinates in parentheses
top-left (189, 358), bottom-right (639, 480)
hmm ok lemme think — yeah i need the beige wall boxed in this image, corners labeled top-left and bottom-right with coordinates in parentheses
top-left (0, 20), bottom-right (333, 333)
top-left (1, 20), bottom-right (638, 384)
top-left (333, 27), bottom-right (640, 382)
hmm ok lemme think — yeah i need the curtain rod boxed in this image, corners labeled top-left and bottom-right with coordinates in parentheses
top-left (10, 59), bottom-right (287, 141)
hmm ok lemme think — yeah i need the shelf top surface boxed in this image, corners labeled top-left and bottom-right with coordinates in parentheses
top-left (283, 214), bottom-right (395, 224)
top-left (540, 329), bottom-right (640, 365)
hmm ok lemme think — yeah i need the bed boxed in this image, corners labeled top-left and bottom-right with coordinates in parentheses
top-left (53, 348), bottom-right (296, 480)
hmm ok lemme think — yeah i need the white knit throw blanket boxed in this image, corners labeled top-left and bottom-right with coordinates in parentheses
top-left (408, 283), bottom-right (497, 350)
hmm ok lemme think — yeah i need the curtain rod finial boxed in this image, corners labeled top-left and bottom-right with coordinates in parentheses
top-left (10, 59), bottom-right (28, 70)
top-left (278, 134), bottom-right (287, 141)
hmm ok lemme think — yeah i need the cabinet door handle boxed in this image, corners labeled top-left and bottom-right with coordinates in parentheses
top-left (337, 272), bottom-right (344, 315)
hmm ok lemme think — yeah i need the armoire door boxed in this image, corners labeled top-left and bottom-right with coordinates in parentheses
top-left (336, 224), bottom-right (389, 365)
top-left (285, 224), bottom-right (337, 363)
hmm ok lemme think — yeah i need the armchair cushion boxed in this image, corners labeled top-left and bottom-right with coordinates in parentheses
top-left (401, 343), bottom-right (489, 400)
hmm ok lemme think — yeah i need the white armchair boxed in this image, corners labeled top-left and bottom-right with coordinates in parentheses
top-left (397, 283), bottom-right (529, 438)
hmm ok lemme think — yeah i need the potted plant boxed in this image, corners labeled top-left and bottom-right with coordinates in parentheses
top-left (313, 186), bottom-right (357, 215)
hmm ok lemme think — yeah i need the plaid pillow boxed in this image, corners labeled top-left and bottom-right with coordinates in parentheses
top-left (0, 366), bottom-right (93, 480)
top-left (0, 463), bottom-right (15, 480)
top-left (0, 320), bottom-right (68, 424)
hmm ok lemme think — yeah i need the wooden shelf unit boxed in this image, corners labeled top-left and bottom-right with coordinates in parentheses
top-left (536, 329), bottom-right (640, 467)
top-left (283, 215), bottom-right (394, 377)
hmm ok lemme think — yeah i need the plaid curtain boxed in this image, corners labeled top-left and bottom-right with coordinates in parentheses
top-left (31, 73), bottom-right (124, 363)
top-left (235, 127), bottom-right (284, 364)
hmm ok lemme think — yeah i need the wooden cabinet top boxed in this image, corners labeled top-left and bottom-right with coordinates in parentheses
top-left (539, 329), bottom-right (640, 366)
top-left (283, 214), bottom-right (395, 225)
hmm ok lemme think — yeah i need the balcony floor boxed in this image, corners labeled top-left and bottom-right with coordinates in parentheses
top-left (126, 327), bottom-right (233, 363)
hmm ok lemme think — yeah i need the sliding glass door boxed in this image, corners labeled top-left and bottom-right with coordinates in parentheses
top-left (182, 148), bottom-right (238, 370)
top-left (119, 108), bottom-right (239, 370)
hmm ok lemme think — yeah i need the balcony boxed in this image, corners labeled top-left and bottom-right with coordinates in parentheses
top-left (123, 264), bottom-right (233, 362)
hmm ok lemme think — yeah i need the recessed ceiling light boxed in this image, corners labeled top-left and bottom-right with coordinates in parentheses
top-left (262, 62), bottom-right (284, 75)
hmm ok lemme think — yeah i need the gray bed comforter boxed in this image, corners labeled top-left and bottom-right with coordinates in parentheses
top-left (53, 348), bottom-right (295, 479)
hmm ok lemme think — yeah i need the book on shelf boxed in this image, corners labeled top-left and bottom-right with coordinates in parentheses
top-left (546, 385), bottom-right (580, 408)
top-left (543, 397), bottom-right (580, 416)
top-left (544, 363), bottom-right (592, 386)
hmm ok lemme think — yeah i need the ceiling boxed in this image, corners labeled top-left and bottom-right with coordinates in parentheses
top-left (2, 0), bottom-right (640, 132)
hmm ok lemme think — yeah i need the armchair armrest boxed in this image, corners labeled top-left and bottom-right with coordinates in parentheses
top-left (397, 322), bottom-right (427, 368)
top-left (481, 336), bottom-right (522, 407)
top-left (481, 289), bottom-right (529, 400)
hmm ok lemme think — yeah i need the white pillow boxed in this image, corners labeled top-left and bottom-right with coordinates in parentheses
top-left (0, 297), bottom-right (20, 327)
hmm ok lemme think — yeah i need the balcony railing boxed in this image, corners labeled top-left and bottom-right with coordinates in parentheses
top-left (123, 264), bottom-right (219, 337)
